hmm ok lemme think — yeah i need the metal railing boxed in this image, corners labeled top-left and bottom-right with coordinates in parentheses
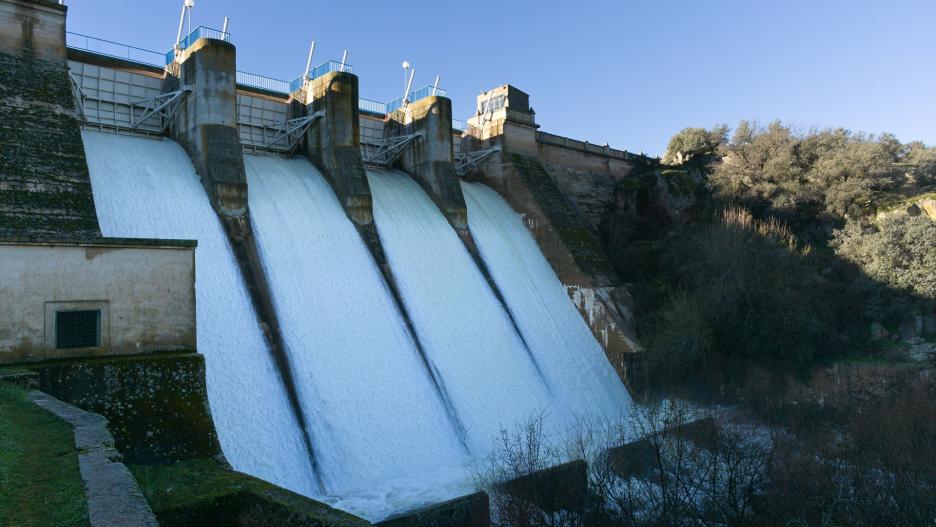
top-left (386, 85), bottom-right (448, 113)
top-left (288, 60), bottom-right (353, 92)
top-left (166, 26), bottom-right (231, 64)
top-left (66, 32), bottom-right (165, 68)
top-left (237, 71), bottom-right (290, 94)
top-left (359, 98), bottom-right (387, 114)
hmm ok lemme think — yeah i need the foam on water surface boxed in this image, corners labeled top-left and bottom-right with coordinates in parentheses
top-left (367, 170), bottom-right (560, 454)
top-left (244, 156), bottom-right (471, 514)
top-left (461, 181), bottom-right (632, 422)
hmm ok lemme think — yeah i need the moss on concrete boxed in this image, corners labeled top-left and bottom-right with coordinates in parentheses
top-left (0, 51), bottom-right (100, 239)
top-left (131, 458), bottom-right (371, 527)
top-left (510, 154), bottom-right (616, 281)
top-left (0, 381), bottom-right (89, 527)
top-left (17, 352), bottom-right (221, 465)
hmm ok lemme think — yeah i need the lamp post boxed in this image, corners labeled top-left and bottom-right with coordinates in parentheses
top-left (402, 60), bottom-right (411, 102)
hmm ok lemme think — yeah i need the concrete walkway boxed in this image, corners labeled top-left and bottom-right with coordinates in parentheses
top-left (29, 391), bottom-right (158, 527)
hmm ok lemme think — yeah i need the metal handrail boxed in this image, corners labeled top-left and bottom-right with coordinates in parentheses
top-left (66, 32), bottom-right (165, 67)
top-left (288, 60), bottom-right (353, 92)
top-left (166, 26), bottom-right (231, 64)
top-left (386, 85), bottom-right (448, 113)
top-left (237, 71), bottom-right (290, 94)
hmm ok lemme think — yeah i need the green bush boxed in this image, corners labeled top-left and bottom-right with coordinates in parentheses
top-left (642, 207), bottom-right (834, 389)
top-left (831, 214), bottom-right (936, 318)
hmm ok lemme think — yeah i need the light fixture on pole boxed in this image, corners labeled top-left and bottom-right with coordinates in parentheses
top-left (402, 60), bottom-right (411, 100)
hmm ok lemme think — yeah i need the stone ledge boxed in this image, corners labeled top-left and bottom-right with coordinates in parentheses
top-left (29, 390), bottom-right (158, 527)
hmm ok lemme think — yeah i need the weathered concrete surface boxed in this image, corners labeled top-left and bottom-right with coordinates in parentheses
top-left (0, 0), bottom-right (100, 239)
top-left (29, 352), bottom-right (223, 465)
top-left (166, 38), bottom-right (246, 215)
top-left (376, 492), bottom-right (489, 527)
top-left (535, 131), bottom-right (644, 231)
top-left (302, 70), bottom-right (373, 225)
top-left (29, 390), bottom-right (158, 527)
top-left (470, 153), bottom-right (641, 384)
top-left (387, 96), bottom-right (468, 230)
top-left (0, 0), bottom-right (67, 63)
top-left (0, 238), bottom-right (196, 364)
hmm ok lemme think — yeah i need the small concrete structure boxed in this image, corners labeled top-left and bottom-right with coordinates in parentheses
top-left (386, 95), bottom-right (468, 230)
top-left (301, 70), bottom-right (373, 225)
top-left (377, 492), bottom-right (490, 527)
top-left (0, 238), bottom-right (196, 364)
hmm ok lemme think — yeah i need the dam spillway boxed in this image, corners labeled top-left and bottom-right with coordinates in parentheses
top-left (1, 3), bottom-right (647, 522)
top-left (461, 182), bottom-right (633, 420)
top-left (242, 154), bottom-right (474, 516)
top-left (81, 131), bottom-right (320, 497)
top-left (80, 131), bottom-right (632, 520)
top-left (366, 170), bottom-right (561, 452)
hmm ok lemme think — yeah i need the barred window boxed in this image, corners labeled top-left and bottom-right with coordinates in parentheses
top-left (55, 310), bottom-right (101, 349)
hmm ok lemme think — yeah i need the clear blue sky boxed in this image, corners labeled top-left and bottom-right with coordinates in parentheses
top-left (66, 0), bottom-right (936, 156)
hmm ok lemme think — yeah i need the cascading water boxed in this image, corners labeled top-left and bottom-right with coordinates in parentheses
top-left (366, 170), bottom-right (561, 453)
top-left (81, 129), bottom-right (631, 521)
top-left (243, 155), bottom-right (472, 519)
top-left (461, 182), bottom-right (633, 420)
top-left (80, 131), bottom-right (320, 497)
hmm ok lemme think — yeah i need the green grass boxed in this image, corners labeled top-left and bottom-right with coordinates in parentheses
top-left (130, 459), bottom-right (370, 525)
top-left (129, 458), bottom-right (246, 513)
top-left (0, 382), bottom-right (88, 527)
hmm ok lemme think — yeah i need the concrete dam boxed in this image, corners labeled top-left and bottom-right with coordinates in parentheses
top-left (1, 0), bottom-right (649, 522)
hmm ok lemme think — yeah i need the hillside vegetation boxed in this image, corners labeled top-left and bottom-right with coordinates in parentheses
top-left (604, 121), bottom-right (936, 393)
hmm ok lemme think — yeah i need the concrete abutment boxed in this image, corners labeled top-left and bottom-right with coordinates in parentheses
top-left (387, 95), bottom-right (468, 231)
top-left (300, 70), bottom-right (374, 225)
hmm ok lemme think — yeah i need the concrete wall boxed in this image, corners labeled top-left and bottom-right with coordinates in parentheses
top-left (360, 113), bottom-right (385, 151)
top-left (68, 58), bottom-right (165, 134)
top-left (0, 0), bottom-right (66, 63)
top-left (0, 0), bottom-right (100, 240)
top-left (535, 133), bottom-right (642, 230)
top-left (237, 89), bottom-right (290, 153)
top-left (387, 95), bottom-right (467, 230)
top-left (0, 238), bottom-right (197, 364)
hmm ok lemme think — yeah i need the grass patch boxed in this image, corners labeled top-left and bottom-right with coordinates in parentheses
top-left (128, 458), bottom-right (246, 513)
top-left (0, 382), bottom-right (88, 527)
top-left (130, 459), bottom-right (370, 525)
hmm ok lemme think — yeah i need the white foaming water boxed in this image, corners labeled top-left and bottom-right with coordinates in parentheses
top-left (461, 182), bottom-right (632, 421)
top-left (244, 156), bottom-right (472, 519)
top-left (81, 131), bottom-right (320, 497)
top-left (367, 170), bottom-right (559, 454)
